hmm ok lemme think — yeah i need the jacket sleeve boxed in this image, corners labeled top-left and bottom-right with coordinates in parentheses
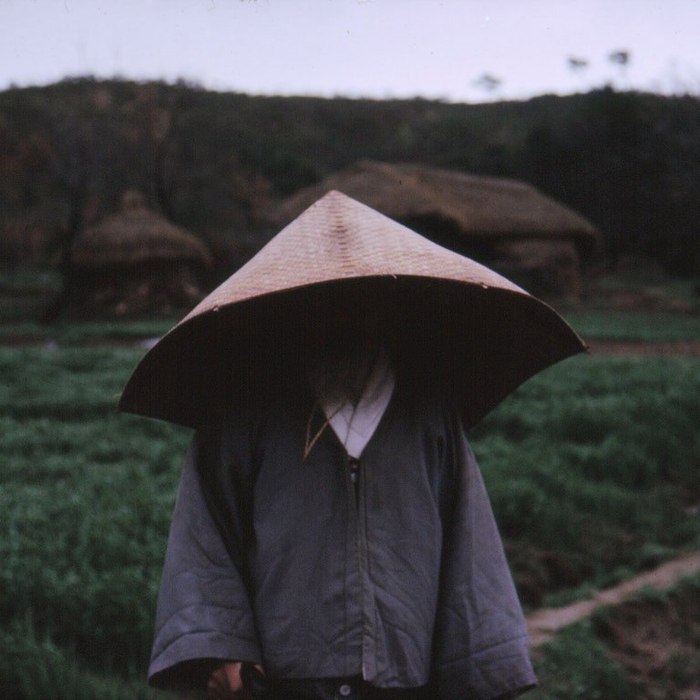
top-left (431, 418), bottom-right (537, 700)
top-left (148, 429), bottom-right (262, 690)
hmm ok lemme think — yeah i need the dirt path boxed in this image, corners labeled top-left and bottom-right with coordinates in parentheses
top-left (527, 550), bottom-right (700, 647)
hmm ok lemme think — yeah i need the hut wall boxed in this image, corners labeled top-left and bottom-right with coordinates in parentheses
top-left (72, 259), bottom-right (208, 314)
top-left (399, 215), bottom-right (583, 299)
top-left (488, 240), bottom-right (582, 299)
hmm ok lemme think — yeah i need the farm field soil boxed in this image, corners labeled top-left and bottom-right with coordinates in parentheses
top-left (530, 570), bottom-right (700, 700)
top-left (529, 572), bottom-right (700, 700)
top-left (595, 583), bottom-right (700, 699)
top-left (528, 551), bottom-right (700, 647)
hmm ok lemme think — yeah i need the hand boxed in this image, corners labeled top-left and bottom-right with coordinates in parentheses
top-left (206, 661), bottom-right (264, 699)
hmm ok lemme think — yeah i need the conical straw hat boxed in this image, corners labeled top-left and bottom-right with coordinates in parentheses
top-left (119, 190), bottom-right (586, 428)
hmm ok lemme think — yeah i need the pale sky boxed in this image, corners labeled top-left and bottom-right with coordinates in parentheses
top-left (1, 0), bottom-right (699, 102)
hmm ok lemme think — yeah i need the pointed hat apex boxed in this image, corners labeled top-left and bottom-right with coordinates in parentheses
top-left (178, 189), bottom-right (524, 326)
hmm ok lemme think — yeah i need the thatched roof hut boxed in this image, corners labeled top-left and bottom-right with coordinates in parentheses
top-left (72, 191), bottom-right (212, 314)
top-left (74, 190), bottom-right (211, 267)
top-left (278, 161), bottom-right (602, 298)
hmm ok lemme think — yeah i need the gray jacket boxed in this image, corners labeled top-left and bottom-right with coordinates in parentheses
top-left (148, 382), bottom-right (536, 699)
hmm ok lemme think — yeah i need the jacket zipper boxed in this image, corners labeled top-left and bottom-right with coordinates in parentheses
top-left (348, 456), bottom-right (360, 501)
top-left (347, 453), bottom-right (374, 682)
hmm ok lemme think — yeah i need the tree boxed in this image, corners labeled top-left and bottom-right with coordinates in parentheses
top-left (608, 50), bottom-right (631, 88)
top-left (473, 73), bottom-right (502, 94)
top-left (41, 86), bottom-right (97, 321)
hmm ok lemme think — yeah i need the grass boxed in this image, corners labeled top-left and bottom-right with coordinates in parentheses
top-left (1, 340), bottom-right (699, 697)
top-left (0, 346), bottom-right (188, 698)
top-left (0, 319), bottom-right (178, 344)
top-left (528, 621), bottom-right (632, 700)
top-left (0, 615), bottom-right (166, 700)
top-left (563, 309), bottom-right (700, 342)
top-left (472, 354), bottom-right (700, 606)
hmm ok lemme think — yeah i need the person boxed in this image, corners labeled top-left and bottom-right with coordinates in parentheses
top-left (146, 298), bottom-right (536, 699)
top-left (122, 191), bottom-right (582, 700)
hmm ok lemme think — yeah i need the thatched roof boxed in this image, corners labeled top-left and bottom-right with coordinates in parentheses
top-left (278, 161), bottom-right (601, 256)
top-left (73, 191), bottom-right (212, 267)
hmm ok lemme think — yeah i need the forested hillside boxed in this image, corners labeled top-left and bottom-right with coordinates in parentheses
top-left (2, 78), bottom-right (699, 276)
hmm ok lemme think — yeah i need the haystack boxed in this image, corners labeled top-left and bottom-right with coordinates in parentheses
top-left (72, 191), bottom-right (212, 314)
top-left (278, 161), bottom-right (601, 298)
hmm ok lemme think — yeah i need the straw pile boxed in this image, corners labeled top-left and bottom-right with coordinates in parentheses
top-left (71, 191), bottom-right (212, 314)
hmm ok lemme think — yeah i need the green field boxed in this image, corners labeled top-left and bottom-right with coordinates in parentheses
top-left (1, 332), bottom-right (699, 697)
top-left (473, 354), bottom-right (700, 607)
top-left (563, 309), bottom-right (700, 342)
top-left (0, 346), bottom-right (187, 699)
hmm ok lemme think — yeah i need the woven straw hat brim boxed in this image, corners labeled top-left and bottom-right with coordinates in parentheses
top-left (119, 191), bottom-right (586, 428)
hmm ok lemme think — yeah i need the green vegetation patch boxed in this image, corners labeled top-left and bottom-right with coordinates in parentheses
top-left (0, 319), bottom-right (177, 344)
top-left (472, 354), bottom-right (700, 607)
top-left (529, 621), bottom-right (632, 700)
top-left (1, 346), bottom-right (188, 698)
top-left (564, 310), bottom-right (700, 342)
top-left (0, 616), bottom-right (170, 700)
